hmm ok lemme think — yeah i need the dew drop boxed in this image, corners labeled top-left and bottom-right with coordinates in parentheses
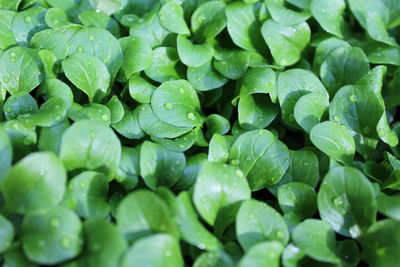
top-left (61, 237), bottom-right (71, 249)
top-left (333, 196), bottom-right (343, 206)
top-left (301, 83), bottom-right (307, 88)
top-left (24, 16), bottom-right (32, 23)
top-left (230, 159), bottom-right (239, 166)
top-left (349, 94), bottom-right (356, 102)
top-left (79, 181), bottom-right (86, 188)
top-left (50, 218), bottom-right (60, 228)
top-left (2, 76), bottom-right (10, 83)
top-left (276, 230), bottom-right (284, 239)
top-left (258, 129), bottom-right (265, 135)
top-left (11, 122), bottom-right (19, 129)
top-left (77, 45), bottom-right (85, 52)
top-left (187, 112), bottom-right (196, 120)
top-left (101, 114), bottom-right (109, 121)
top-left (179, 88), bottom-right (185, 94)
top-left (90, 131), bottom-right (96, 139)
top-left (165, 250), bottom-right (172, 257)
top-left (88, 60), bottom-right (93, 65)
top-left (10, 51), bottom-right (16, 58)
top-left (377, 128), bottom-right (385, 137)
top-left (164, 102), bottom-right (174, 110)
top-left (55, 115), bottom-right (62, 121)
top-left (334, 115), bottom-right (340, 122)
top-left (197, 243), bottom-right (206, 250)
top-left (88, 35), bottom-right (95, 41)
top-left (236, 169), bottom-right (244, 177)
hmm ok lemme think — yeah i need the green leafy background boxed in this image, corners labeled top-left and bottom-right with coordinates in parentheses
top-left (0, 0), bottom-right (400, 266)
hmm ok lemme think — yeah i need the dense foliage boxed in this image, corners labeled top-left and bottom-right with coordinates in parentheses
top-left (1, 0), bottom-right (400, 266)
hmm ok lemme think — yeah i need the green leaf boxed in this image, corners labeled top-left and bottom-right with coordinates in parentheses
top-left (0, 47), bottom-right (43, 95)
top-left (119, 36), bottom-right (152, 80)
top-left (329, 66), bottom-right (390, 158)
top-left (208, 134), bottom-right (234, 164)
top-left (362, 40), bottom-right (400, 66)
top-left (62, 53), bottom-right (110, 102)
top-left (238, 94), bottom-right (278, 130)
top-left (45, 8), bottom-right (71, 29)
top-left (173, 153), bottom-right (208, 191)
top-left (67, 171), bottom-right (109, 219)
top-left (128, 75), bottom-right (156, 104)
top-left (292, 219), bottom-right (340, 264)
top-left (1, 120), bottom-right (37, 161)
top-left (159, 1), bottom-right (189, 35)
top-left (175, 192), bottom-right (222, 251)
top-left (187, 61), bottom-right (227, 91)
top-left (128, 7), bottom-right (170, 48)
top-left (237, 241), bottom-right (283, 267)
top-left (88, 0), bottom-right (122, 16)
top-left (140, 141), bottom-right (185, 190)
top-left (73, 219), bottom-right (127, 267)
top-left (310, 121), bottom-right (355, 165)
top-left (205, 114), bottom-right (230, 140)
top-left (69, 27), bottom-right (123, 79)
top-left (230, 129), bottom-right (290, 190)
top-left (79, 10), bottom-right (120, 37)
top-left (236, 199), bottom-right (289, 251)
top-left (294, 93), bottom-right (329, 133)
top-left (3, 91), bottom-right (38, 120)
top-left (151, 127), bottom-right (199, 152)
top-left (277, 69), bottom-right (327, 127)
top-left (121, 234), bottom-right (184, 267)
top-left (348, 0), bottom-right (397, 46)
top-left (21, 206), bottom-right (82, 265)
top-left (151, 80), bottom-right (203, 128)
top-left (361, 219), bottom-right (400, 267)
top-left (1, 152), bottom-right (66, 214)
top-left (116, 190), bottom-right (178, 241)
top-left (193, 250), bottom-right (234, 267)
top-left (193, 162), bottom-right (251, 225)
top-left (11, 7), bottom-right (47, 45)
top-left (59, 120), bottom-right (121, 178)
top-left (38, 120), bottom-right (70, 154)
top-left (191, 1), bottom-right (226, 43)
top-left (106, 96), bottom-right (124, 124)
top-left (31, 29), bottom-right (70, 60)
top-left (277, 182), bottom-right (317, 220)
top-left (213, 50), bottom-right (251, 80)
top-left (112, 107), bottom-right (145, 139)
top-left (0, 10), bottom-right (17, 50)
top-left (317, 166), bottom-right (377, 238)
top-left (144, 47), bottom-right (182, 83)
top-left (68, 103), bottom-right (111, 125)
top-left (225, 2), bottom-right (265, 52)
top-left (320, 47), bottom-right (370, 96)
top-left (0, 127), bottom-right (12, 181)
top-left (261, 20), bottom-right (310, 66)
top-left (311, 0), bottom-right (345, 37)
top-left (266, 1), bottom-right (311, 26)
top-left (0, 215), bottom-right (14, 253)
top-left (0, 0), bottom-right (21, 10)
top-left (237, 67), bottom-right (276, 97)
top-left (377, 193), bottom-right (400, 220)
top-left (21, 97), bottom-right (67, 128)
top-left (138, 104), bottom-right (192, 139)
top-left (177, 35), bottom-right (213, 68)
